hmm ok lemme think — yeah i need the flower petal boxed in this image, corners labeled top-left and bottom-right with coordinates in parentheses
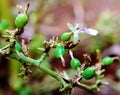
top-left (87, 28), bottom-right (99, 36)
top-left (73, 30), bottom-right (79, 44)
top-left (79, 28), bottom-right (88, 33)
top-left (67, 23), bottom-right (76, 32)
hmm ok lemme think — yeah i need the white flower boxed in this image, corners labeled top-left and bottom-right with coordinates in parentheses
top-left (67, 23), bottom-right (99, 44)
top-left (73, 29), bottom-right (79, 44)
top-left (79, 28), bottom-right (99, 36)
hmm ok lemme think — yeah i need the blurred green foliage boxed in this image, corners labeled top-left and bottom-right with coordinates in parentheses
top-left (0, 0), bottom-right (14, 27)
top-left (95, 11), bottom-right (120, 44)
top-left (85, 10), bottom-right (120, 52)
top-left (29, 34), bottom-right (45, 57)
top-left (0, 19), bottom-right (10, 31)
top-left (19, 85), bottom-right (32, 95)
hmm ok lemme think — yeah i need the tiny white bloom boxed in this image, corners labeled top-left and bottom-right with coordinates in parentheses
top-left (79, 28), bottom-right (99, 36)
top-left (87, 28), bottom-right (99, 36)
top-left (67, 23), bottom-right (99, 44)
top-left (73, 30), bottom-right (79, 44)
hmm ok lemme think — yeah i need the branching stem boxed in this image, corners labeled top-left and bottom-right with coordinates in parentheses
top-left (12, 51), bottom-right (70, 91)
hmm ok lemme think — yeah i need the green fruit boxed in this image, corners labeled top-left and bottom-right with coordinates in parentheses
top-left (15, 14), bottom-right (28, 28)
top-left (15, 42), bottom-right (22, 52)
top-left (82, 67), bottom-right (95, 80)
top-left (70, 58), bottom-right (81, 69)
top-left (54, 46), bottom-right (66, 58)
top-left (61, 32), bottom-right (71, 41)
top-left (102, 57), bottom-right (113, 66)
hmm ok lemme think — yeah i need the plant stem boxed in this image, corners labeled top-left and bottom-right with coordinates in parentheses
top-left (37, 53), bottom-right (47, 63)
top-left (13, 52), bottom-right (69, 90)
top-left (76, 82), bottom-right (98, 91)
top-left (77, 67), bottom-right (80, 75)
top-left (0, 50), bottom-right (3, 55)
